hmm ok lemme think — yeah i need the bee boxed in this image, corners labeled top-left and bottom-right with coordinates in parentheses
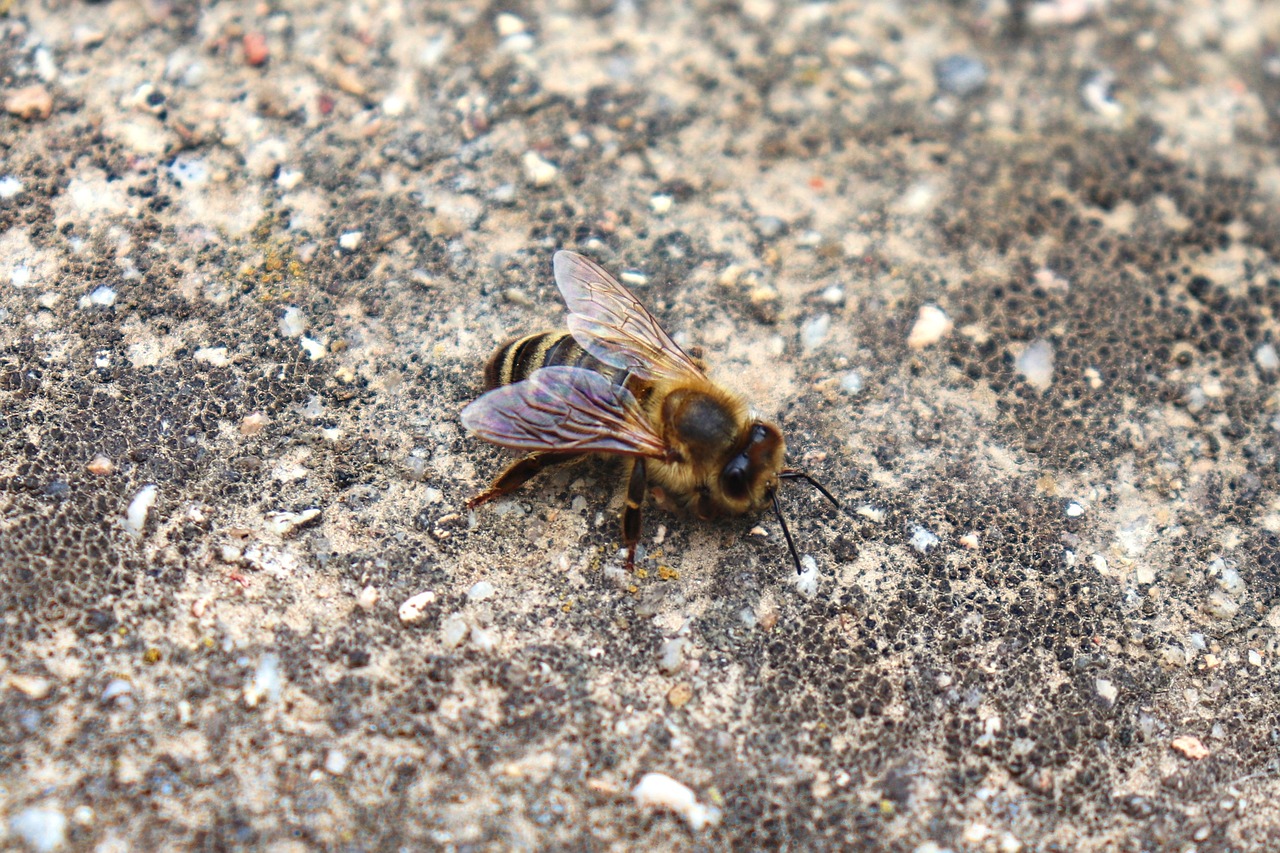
top-left (461, 250), bottom-right (838, 573)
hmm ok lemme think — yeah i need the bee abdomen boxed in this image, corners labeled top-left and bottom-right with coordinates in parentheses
top-left (484, 331), bottom-right (609, 389)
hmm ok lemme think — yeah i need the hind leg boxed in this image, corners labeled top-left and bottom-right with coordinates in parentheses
top-left (466, 452), bottom-right (581, 509)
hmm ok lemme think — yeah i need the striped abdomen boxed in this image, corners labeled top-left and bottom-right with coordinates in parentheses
top-left (484, 331), bottom-right (617, 390)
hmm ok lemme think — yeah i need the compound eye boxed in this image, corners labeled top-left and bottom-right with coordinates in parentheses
top-left (722, 453), bottom-right (750, 499)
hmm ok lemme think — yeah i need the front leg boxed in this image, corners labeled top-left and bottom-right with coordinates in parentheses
top-left (619, 457), bottom-right (647, 570)
top-left (466, 452), bottom-right (579, 509)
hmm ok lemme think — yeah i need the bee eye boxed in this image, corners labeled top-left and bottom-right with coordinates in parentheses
top-left (722, 453), bottom-right (751, 499)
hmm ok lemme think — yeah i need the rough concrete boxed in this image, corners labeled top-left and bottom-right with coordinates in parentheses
top-left (2, 0), bottom-right (1280, 849)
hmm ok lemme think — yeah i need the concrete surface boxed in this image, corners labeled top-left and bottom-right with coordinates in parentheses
top-left (2, 0), bottom-right (1280, 849)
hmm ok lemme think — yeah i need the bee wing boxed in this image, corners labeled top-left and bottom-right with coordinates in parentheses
top-left (554, 250), bottom-right (705, 383)
top-left (461, 366), bottom-right (668, 458)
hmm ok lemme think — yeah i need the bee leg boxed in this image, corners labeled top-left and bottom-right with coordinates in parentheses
top-left (466, 452), bottom-right (579, 510)
top-left (620, 458), bottom-right (646, 570)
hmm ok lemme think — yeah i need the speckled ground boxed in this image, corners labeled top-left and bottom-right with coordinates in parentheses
top-left (3, 0), bottom-right (1280, 850)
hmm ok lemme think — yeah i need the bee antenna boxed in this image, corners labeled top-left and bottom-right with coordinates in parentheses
top-left (772, 490), bottom-right (805, 575)
top-left (780, 469), bottom-right (840, 508)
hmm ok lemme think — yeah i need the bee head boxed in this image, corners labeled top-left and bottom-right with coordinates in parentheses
top-left (716, 420), bottom-right (786, 514)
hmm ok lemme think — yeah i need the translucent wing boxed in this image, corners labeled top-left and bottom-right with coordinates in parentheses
top-left (461, 366), bottom-right (667, 458)
top-left (554, 250), bottom-right (705, 383)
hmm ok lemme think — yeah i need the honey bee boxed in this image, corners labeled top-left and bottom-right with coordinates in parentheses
top-left (461, 250), bottom-right (837, 573)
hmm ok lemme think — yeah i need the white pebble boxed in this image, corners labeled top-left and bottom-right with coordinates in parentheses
top-left (10, 264), bottom-right (32, 288)
top-left (522, 151), bottom-right (559, 187)
top-left (907, 304), bottom-right (952, 349)
top-left (856, 504), bottom-right (886, 523)
top-left (620, 270), bottom-right (648, 287)
top-left (1249, 649), bottom-right (1263, 666)
top-left (650, 193), bottom-right (674, 214)
top-left (494, 12), bottom-right (525, 36)
top-left (84, 285), bottom-right (117, 307)
top-left (244, 653), bottom-right (282, 708)
top-left (467, 581), bottom-right (495, 602)
top-left (1255, 343), bottom-right (1279, 371)
top-left (9, 808), bottom-right (67, 853)
top-left (101, 679), bottom-right (133, 702)
top-left (631, 773), bottom-right (722, 831)
top-left (441, 614), bottom-right (469, 648)
top-left (356, 586), bottom-right (379, 611)
top-left (801, 313), bottom-right (830, 354)
top-left (324, 749), bottom-right (348, 775)
top-left (840, 370), bottom-right (864, 395)
top-left (300, 337), bottom-right (326, 360)
top-left (265, 508), bottom-right (320, 537)
top-left (279, 306), bottom-right (308, 338)
top-left (1066, 501), bottom-right (1084, 517)
top-left (0, 176), bottom-right (24, 198)
top-left (123, 485), bottom-right (158, 539)
top-left (1016, 339), bottom-right (1055, 390)
top-left (470, 626), bottom-right (498, 652)
top-left (658, 638), bottom-right (685, 675)
top-left (909, 525), bottom-right (940, 554)
top-left (1095, 678), bottom-right (1118, 705)
top-left (276, 168), bottom-right (304, 189)
top-left (167, 155), bottom-right (208, 187)
top-left (338, 231), bottom-right (362, 250)
top-left (821, 286), bottom-right (845, 305)
top-left (789, 555), bottom-right (819, 598)
top-left (194, 346), bottom-right (231, 367)
top-left (398, 590), bottom-right (436, 624)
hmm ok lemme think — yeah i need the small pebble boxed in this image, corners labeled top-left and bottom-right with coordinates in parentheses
top-left (441, 615), bottom-right (469, 648)
top-left (87, 455), bottom-right (114, 476)
top-left (1255, 343), bottom-right (1279, 371)
top-left (4, 85), bottom-right (54, 120)
top-left (243, 32), bottom-right (269, 67)
top-left (338, 231), bottom-right (363, 251)
top-left (522, 151), bottom-right (559, 187)
top-left (467, 581), bottom-right (495, 602)
top-left (470, 626), bottom-right (498, 652)
top-left (801, 314), bottom-right (830, 354)
top-left (244, 653), bottom-right (283, 708)
top-left (1249, 649), bottom-right (1263, 666)
top-left (789, 555), bottom-right (819, 599)
top-left (1095, 678), bottom-right (1117, 705)
top-left (82, 286), bottom-right (117, 308)
top-left (1065, 501), bottom-right (1084, 517)
top-left (398, 590), bottom-right (436, 624)
top-left (907, 304), bottom-right (952, 349)
top-left (279, 306), bottom-right (308, 338)
top-left (935, 54), bottom-right (988, 97)
top-left (1016, 339), bottom-right (1055, 390)
top-left (620, 270), bottom-right (648, 287)
top-left (356, 585), bottom-right (379, 611)
top-left (195, 346), bottom-right (231, 367)
top-left (123, 485), bottom-right (158, 539)
top-left (9, 807), bottom-right (67, 853)
top-left (650, 193), bottom-right (674, 214)
top-left (631, 773), bottom-right (722, 831)
top-left (667, 683), bottom-right (693, 708)
top-left (239, 412), bottom-right (270, 436)
top-left (324, 749), bottom-right (348, 775)
top-left (300, 337), bottom-right (326, 360)
top-left (959, 532), bottom-right (980, 549)
top-left (909, 525), bottom-right (940, 554)
top-left (101, 679), bottom-right (133, 702)
top-left (1171, 735), bottom-right (1209, 760)
top-left (6, 674), bottom-right (53, 699)
top-left (755, 216), bottom-right (787, 239)
top-left (265, 508), bottom-right (320, 537)
top-left (0, 176), bottom-right (24, 198)
top-left (821, 286), bottom-right (845, 306)
top-left (840, 370), bottom-right (864, 395)
top-left (494, 12), bottom-right (525, 36)
top-left (657, 638), bottom-right (685, 675)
